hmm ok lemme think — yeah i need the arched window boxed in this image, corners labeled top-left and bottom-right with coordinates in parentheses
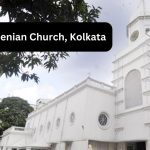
top-left (40, 125), bottom-right (43, 133)
top-left (125, 69), bottom-right (142, 108)
top-left (70, 112), bottom-right (75, 124)
top-left (56, 118), bottom-right (61, 128)
top-left (47, 121), bottom-right (51, 130)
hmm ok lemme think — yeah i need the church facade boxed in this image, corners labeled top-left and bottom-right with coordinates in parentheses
top-left (1, 1), bottom-right (150, 150)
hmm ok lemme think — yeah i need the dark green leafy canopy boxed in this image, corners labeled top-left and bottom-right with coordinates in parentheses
top-left (0, 52), bottom-right (69, 83)
top-left (0, 97), bottom-right (33, 135)
top-left (0, 0), bottom-right (101, 82)
top-left (0, 0), bottom-right (101, 22)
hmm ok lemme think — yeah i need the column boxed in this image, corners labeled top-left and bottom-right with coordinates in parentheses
top-left (146, 140), bottom-right (150, 150)
top-left (117, 143), bottom-right (126, 150)
top-left (26, 147), bottom-right (31, 150)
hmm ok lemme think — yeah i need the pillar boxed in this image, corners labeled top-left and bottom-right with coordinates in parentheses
top-left (146, 140), bottom-right (150, 150)
top-left (26, 147), bottom-right (31, 150)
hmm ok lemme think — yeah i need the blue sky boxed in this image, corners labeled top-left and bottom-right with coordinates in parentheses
top-left (0, 0), bottom-right (142, 105)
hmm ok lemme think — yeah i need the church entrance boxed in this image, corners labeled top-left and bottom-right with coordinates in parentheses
top-left (126, 142), bottom-right (146, 150)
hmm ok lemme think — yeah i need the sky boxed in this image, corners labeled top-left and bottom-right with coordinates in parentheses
top-left (0, 0), bottom-right (143, 105)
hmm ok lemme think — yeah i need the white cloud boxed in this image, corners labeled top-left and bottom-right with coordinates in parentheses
top-left (0, 0), bottom-right (143, 104)
top-left (11, 86), bottom-right (38, 104)
top-left (11, 85), bottom-right (58, 105)
top-left (0, 13), bottom-right (9, 22)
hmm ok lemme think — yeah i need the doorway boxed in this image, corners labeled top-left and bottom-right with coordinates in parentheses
top-left (65, 142), bottom-right (72, 150)
top-left (126, 142), bottom-right (146, 150)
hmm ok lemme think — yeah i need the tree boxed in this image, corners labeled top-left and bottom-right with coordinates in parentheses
top-left (0, 0), bottom-right (101, 82)
top-left (0, 52), bottom-right (69, 83)
top-left (0, 97), bottom-right (33, 135)
top-left (0, 0), bottom-right (101, 22)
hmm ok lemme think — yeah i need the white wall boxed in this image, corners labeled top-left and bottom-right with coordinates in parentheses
top-left (24, 83), bottom-right (116, 147)
top-left (115, 111), bottom-right (148, 141)
top-left (0, 133), bottom-right (31, 148)
top-left (84, 87), bottom-right (115, 141)
top-left (71, 141), bottom-right (88, 150)
top-left (62, 88), bottom-right (88, 141)
top-left (113, 19), bottom-right (150, 142)
top-left (25, 87), bottom-right (89, 145)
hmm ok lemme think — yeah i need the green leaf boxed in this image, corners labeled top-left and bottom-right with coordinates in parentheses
top-left (0, 97), bottom-right (33, 135)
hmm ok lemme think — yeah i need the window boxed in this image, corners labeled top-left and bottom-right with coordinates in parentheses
top-left (56, 118), bottom-right (61, 128)
top-left (98, 112), bottom-right (110, 129)
top-left (15, 127), bottom-right (24, 131)
top-left (130, 30), bottom-right (139, 42)
top-left (98, 113), bottom-right (108, 126)
top-left (145, 28), bottom-right (150, 34)
top-left (70, 112), bottom-right (75, 124)
top-left (40, 125), bottom-right (43, 133)
top-left (65, 142), bottom-right (72, 150)
top-left (50, 143), bottom-right (56, 150)
top-left (125, 70), bottom-right (142, 109)
top-left (47, 121), bottom-right (51, 130)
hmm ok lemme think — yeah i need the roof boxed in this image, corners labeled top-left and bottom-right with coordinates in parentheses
top-left (27, 77), bottom-right (115, 119)
top-left (9, 136), bottom-right (49, 148)
top-left (113, 36), bottom-right (150, 63)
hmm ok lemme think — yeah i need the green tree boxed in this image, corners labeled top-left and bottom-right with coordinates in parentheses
top-left (0, 0), bottom-right (101, 22)
top-left (0, 97), bottom-right (33, 135)
top-left (0, 0), bottom-right (101, 82)
top-left (0, 52), bottom-right (69, 83)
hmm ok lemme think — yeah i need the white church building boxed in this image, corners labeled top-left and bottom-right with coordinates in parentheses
top-left (1, 0), bottom-right (150, 150)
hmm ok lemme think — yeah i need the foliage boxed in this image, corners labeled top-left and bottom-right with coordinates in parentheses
top-left (0, 0), bottom-right (101, 22)
top-left (0, 97), bottom-right (33, 135)
top-left (0, 0), bottom-right (101, 82)
top-left (0, 52), bottom-right (69, 83)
